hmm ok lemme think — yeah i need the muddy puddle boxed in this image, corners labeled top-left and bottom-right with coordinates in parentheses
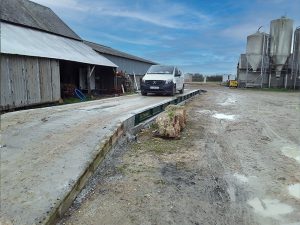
top-left (196, 110), bottom-right (236, 121)
top-left (233, 173), bottom-right (249, 183)
top-left (212, 113), bottom-right (236, 120)
top-left (281, 145), bottom-right (300, 163)
top-left (288, 183), bottom-right (300, 199)
top-left (219, 97), bottom-right (237, 106)
top-left (248, 198), bottom-right (293, 219)
top-left (196, 109), bottom-right (214, 114)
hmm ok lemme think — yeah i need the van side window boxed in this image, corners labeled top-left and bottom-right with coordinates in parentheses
top-left (175, 68), bottom-right (179, 76)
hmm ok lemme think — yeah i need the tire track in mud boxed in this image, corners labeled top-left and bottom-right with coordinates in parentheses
top-left (187, 91), bottom-right (260, 225)
top-left (155, 93), bottom-right (258, 225)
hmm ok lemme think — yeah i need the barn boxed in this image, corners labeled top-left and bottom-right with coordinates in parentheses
top-left (84, 41), bottom-right (156, 90)
top-left (0, 0), bottom-right (117, 110)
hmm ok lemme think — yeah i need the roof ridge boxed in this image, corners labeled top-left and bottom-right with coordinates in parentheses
top-left (84, 40), bottom-right (156, 64)
top-left (84, 40), bottom-right (112, 49)
top-left (27, 0), bottom-right (51, 10)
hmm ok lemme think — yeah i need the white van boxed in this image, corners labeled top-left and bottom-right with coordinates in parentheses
top-left (140, 65), bottom-right (184, 96)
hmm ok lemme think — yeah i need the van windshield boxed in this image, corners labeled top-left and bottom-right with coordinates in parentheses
top-left (147, 65), bottom-right (174, 74)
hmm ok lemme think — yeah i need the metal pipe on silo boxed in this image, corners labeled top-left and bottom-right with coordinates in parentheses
top-left (270, 17), bottom-right (293, 78)
top-left (260, 32), bottom-right (269, 88)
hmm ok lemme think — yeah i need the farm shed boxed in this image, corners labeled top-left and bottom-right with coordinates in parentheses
top-left (0, 0), bottom-right (117, 110)
top-left (84, 41), bottom-right (156, 90)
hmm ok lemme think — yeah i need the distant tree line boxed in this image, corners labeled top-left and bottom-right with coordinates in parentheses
top-left (192, 73), bottom-right (204, 82)
top-left (190, 73), bottom-right (222, 82)
top-left (206, 75), bottom-right (222, 82)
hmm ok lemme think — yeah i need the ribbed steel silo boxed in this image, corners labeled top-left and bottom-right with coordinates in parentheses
top-left (270, 17), bottom-right (293, 77)
top-left (246, 31), bottom-right (268, 72)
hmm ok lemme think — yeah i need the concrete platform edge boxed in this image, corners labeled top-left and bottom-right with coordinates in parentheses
top-left (43, 90), bottom-right (200, 225)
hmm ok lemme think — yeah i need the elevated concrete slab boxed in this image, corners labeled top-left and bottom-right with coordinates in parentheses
top-left (0, 90), bottom-right (199, 225)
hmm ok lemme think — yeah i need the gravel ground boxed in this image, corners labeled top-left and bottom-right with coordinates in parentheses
top-left (58, 84), bottom-right (300, 225)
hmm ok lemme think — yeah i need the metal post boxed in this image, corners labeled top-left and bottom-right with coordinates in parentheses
top-left (294, 63), bottom-right (298, 90)
top-left (292, 28), bottom-right (299, 90)
top-left (291, 32), bottom-right (295, 85)
top-left (284, 73), bottom-right (288, 89)
top-left (114, 73), bottom-right (117, 93)
top-left (268, 35), bottom-right (272, 88)
top-left (261, 34), bottom-right (265, 88)
top-left (133, 72), bottom-right (139, 91)
top-left (87, 66), bottom-right (91, 95)
top-left (246, 55), bottom-right (248, 88)
top-left (87, 65), bottom-right (95, 95)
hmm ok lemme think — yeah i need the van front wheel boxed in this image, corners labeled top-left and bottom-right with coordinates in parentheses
top-left (179, 84), bottom-right (184, 94)
top-left (170, 84), bottom-right (176, 96)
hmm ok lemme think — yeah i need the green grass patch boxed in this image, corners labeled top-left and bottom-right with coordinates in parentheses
top-left (116, 163), bottom-right (129, 174)
top-left (150, 123), bottom-right (159, 130)
top-left (167, 111), bottom-right (175, 119)
top-left (62, 96), bottom-right (93, 104)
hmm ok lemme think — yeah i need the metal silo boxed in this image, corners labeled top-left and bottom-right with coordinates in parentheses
top-left (246, 30), bottom-right (267, 72)
top-left (270, 17), bottom-right (293, 77)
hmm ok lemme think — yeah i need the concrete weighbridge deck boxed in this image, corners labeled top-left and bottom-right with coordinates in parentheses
top-left (0, 89), bottom-right (200, 225)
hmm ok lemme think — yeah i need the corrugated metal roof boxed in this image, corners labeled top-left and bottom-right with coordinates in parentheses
top-left (0, 22), bottom-right (117, 67)
top-left (0, 0), bottom-right (81, 40)
top-left (84, 41), bottom-right (156, 64)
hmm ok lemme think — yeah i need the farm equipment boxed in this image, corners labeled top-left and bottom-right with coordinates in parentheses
top-left (229, 80), bottom-right (238, 88)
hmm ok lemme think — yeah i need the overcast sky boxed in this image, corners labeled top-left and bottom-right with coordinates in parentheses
top-left (31, 0), bottom-right (300, 75)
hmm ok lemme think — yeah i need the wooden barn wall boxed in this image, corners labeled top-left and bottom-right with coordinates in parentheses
top-left (51, 60), bottom-right (60, 101)
top-left (0, 54), bottom-right (60, 110)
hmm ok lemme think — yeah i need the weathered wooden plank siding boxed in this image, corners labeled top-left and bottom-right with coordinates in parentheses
top-left (50, 59), bottom-right (61, 101)
top-left (24, 57), bottom-right (41, 104)
top-left (39, 58), bottom-right (53, 102)
top-left (0, 54), bottom-right (60, 110)
top-left (1, 56), bottom-right (12, 107)
top-left (10, 55), bottom-right (27, 107)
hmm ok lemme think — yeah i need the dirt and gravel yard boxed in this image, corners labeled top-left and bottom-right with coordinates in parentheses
top-left (58, 84), bottom-right (300, 225)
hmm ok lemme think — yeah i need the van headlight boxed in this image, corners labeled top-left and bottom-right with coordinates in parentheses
top-left (165, 79), bottom-right (173, 84)
top-left (141, 79), bottom-right (145, 83)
